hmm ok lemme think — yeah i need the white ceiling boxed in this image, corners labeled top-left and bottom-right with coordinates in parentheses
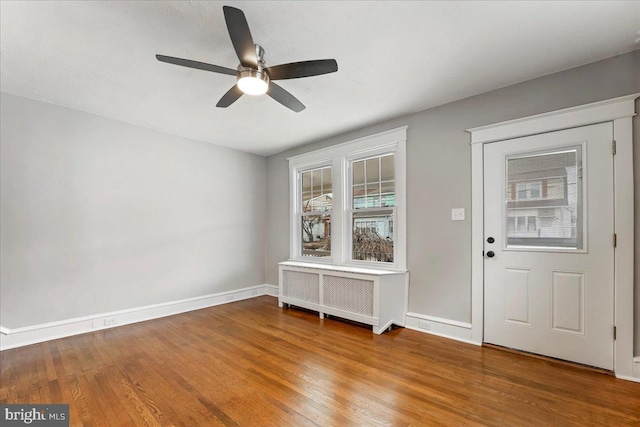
top-left (1, 1), bottom-right (639, 156)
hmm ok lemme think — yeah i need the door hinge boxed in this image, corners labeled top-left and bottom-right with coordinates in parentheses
top-left (614, 326), bottom-right (617, 340)
top-left (612, 140), bottom-right (616, 155)
top-left (613, 233), bottom-right (617, 248)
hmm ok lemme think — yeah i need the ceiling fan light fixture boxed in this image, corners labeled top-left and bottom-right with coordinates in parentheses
top-left (237, 68), bottom-right (269, 95)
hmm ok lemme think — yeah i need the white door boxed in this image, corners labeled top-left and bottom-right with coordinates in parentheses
top-left (483, 122), bottom-right (614, 370)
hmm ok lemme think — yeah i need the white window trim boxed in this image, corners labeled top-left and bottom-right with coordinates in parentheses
top-left (288, 126), bottom-right (407, 271)
top-left (289, 158), bottom-right (333, 264)
top-left (467, 93), bottom-right (639, 381)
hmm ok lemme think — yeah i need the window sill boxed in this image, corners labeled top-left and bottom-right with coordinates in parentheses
top-left (280, 260), bottom-right (407, 276)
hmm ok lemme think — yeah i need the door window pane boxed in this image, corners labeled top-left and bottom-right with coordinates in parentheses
top-left (506, 147), bottom-right (582, 249)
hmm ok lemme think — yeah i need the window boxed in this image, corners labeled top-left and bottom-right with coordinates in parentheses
top-left (299, 166), bottom-right (332, 258)
top-left (288, 127), bottom-right (407, 270)
top-left (515, 182), bottom-right (542, 200)
top-left (527, 216), bottom-right (537, 232)
top-left (350, 154), bottom-right (395, 263)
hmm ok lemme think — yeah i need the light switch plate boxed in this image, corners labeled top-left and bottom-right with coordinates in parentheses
top-left (451, 208), bottom-right (465, 221)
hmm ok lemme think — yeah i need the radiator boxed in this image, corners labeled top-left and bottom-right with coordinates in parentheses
top-left (278, 261), bottom-right (408, 334)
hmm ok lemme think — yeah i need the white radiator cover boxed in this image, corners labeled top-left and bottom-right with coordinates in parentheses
top-left (278, 261), bottom-right (408, 334)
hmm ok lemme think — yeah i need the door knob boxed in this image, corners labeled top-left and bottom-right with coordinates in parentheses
top-left (487, 237), bottom-right (495, 244)
top-left (486, 251), bottom-right (495, 258)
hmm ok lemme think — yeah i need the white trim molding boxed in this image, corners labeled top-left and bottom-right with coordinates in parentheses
top-left (633, 357), bottom-right (640, 380)
top-left (405, 312), bottom-right (478, 346)
top-left (617, 357), bottom-right (640, 383)
top-left (468, 94), bottom-right (640, 144)
top-left (0, 284), bottom-right (278, 351)
top-left (467, 93), bottom-right (639, 380)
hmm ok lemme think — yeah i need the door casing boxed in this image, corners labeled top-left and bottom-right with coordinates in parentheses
top-left (467, 93), bottom-right (638, 380)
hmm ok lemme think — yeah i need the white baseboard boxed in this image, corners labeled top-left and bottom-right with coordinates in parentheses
top-left (264, 284), bottom-right (279, 297)
top-left (405, 312), bottom-right (480, 346)
top-left (0, 284), bottom-right (279, 351)
top-left (628, 357), bottom-right (640, 382)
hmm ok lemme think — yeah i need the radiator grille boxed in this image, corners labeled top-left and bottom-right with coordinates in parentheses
top-left (282, 270), bottom-right (320, 303)
top-left (323, 275), bottom-right (374, 316)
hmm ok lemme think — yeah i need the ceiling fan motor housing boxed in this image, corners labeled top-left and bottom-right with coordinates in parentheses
top-left (237, 66), bottom-right (270, 95)
top-left (236, 44), bottom-right (269, 95)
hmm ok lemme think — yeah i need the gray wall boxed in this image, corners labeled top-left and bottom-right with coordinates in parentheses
top-left (1, 93), bottom-right (266, 328)
top-left (266, 50), bottom-right (640, 350)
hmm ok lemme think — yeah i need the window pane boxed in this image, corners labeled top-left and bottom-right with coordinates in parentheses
top-left (353, 185), bottom-right (366, 209)
top-left (322, 167), bottom-right (332, 193)
top-left (380, 181), bottom-right (395, 207)
top-left (506, 147), bottom-right (582, 248)
top-left (352, 210), bottom-right (394, 263)
top-left (301, 167), bottom-right (332, 212)
top-left (354, 155), bottom-right (395, 210)
top-left (381, 154), bottom-right (394, 181)
top-left (366, 158), bottom-right (379, 183)
top-left (308, 194), bottom-right (332, 212)
top-left (302, 172), bottom-right (311, 192)
top-left (353, 160), bottom-right (365, 185)
top-left (301, 214), bottom-right (331, 258)
top-left (366, 183), bottom-right (380, 208)
top-left (530, 183), bottom-right (541, 199)
top-left (312, 169), bottom-right (322, 194)
top-left (302, 191), bottom-right (311, 212)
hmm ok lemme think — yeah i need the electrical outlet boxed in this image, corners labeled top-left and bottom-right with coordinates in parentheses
top-left (104, 317), bottom-right (117, 327)
top-left (451, 208), bottom-right (465, 221)
top-left (418, 320), bottom-right (431, 330)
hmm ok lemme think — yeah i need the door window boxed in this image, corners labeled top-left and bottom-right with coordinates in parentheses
top-left (505, 147), bottom-right (583, 249)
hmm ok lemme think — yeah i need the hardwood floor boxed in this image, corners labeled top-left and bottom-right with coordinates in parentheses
top-left (1, 296), bottom-right (639, 426)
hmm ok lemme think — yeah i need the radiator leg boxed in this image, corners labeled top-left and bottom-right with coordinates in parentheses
top-left (319, 312), bottom-right (324, 319)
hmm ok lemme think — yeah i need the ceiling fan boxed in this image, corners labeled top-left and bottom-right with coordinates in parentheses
top-left (156, 5), bottom-right (338, 112)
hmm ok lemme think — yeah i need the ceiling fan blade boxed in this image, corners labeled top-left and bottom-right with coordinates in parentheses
top-left (267, 59), bottom-right (338, 80)
top-left (156, 55), bottom-right (237, 76)
top-left (216, 85), bottom-right (243, 108)
top-left (223, 6), bottom-right (258, 68)
top-left (267, 82), bottom-right (305, 112)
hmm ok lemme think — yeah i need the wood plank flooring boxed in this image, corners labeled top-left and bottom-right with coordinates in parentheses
top-left (1, 296), bottom-right (639, 426)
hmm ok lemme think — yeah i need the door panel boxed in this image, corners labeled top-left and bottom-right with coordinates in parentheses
top-left (504, 268), bottom-right (530, 324)
top-left (483, 122), bottom-right (614, 370)
top-left (551, 271), bottom-right (584, 334)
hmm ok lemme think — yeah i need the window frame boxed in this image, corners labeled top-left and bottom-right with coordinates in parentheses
top-left (346, 152), bottom-right (397, 268)
top-left (299, 164), bottom-right (333, 260)
top-left (288, 126), bottom-right (407, 271)
top-left (292, 160), bottom-right (334, 264)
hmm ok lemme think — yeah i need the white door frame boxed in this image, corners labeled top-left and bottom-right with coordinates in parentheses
top-left (467, 93), bottom-right (639, 380)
